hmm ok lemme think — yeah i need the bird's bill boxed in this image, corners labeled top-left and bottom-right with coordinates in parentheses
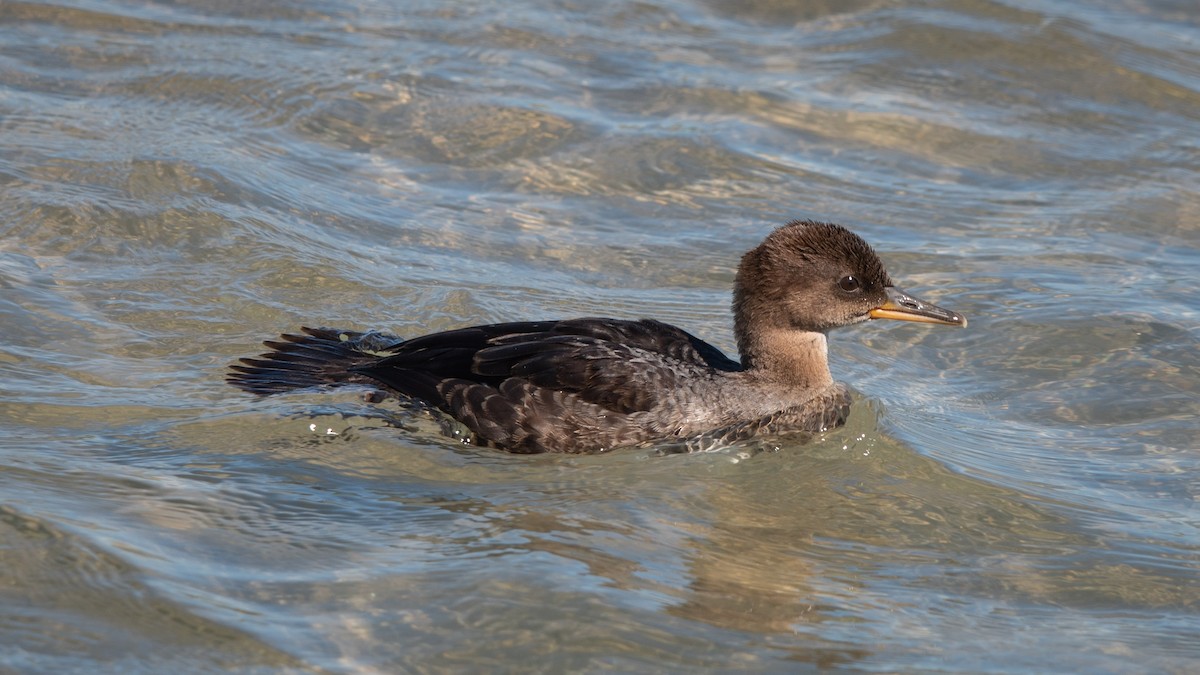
top-left (869, 286), bottom-right (967, 327)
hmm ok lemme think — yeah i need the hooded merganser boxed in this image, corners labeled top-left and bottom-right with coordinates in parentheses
top-left (228, 220), bottom-right (965, 453)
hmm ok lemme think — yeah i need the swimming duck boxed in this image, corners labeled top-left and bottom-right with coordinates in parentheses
top-left (228, 220), bottom-right (965, 453)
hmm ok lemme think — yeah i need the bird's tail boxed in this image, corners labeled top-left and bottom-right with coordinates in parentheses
top-left (227, 326), bottom-right (403, 395)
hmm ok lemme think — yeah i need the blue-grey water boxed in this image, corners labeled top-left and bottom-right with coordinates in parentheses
top-left (2, 0), bottom-right (1198, 672)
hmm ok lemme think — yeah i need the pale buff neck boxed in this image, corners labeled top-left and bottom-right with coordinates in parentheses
top-left (736, 328), bottom-right (834, 390)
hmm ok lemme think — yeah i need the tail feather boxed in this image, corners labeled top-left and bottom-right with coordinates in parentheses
top-left (227, 327), bottom-right (404, 395)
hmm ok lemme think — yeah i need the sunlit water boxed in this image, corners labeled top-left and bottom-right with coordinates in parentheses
top-left (2, 0), bottom-right (1198, 672)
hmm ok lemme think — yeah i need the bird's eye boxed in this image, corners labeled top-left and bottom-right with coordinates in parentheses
top-left (838, 275), bottom-right (861, 292)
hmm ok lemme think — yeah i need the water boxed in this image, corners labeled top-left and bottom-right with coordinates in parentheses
top-left (2, 0), bottom-right (1198, 671)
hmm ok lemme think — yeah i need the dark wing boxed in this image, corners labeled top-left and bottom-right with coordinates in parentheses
top-left (542, 318), bottom-right (740, 373)
top-left (352, 317), bottom-right (740, 415)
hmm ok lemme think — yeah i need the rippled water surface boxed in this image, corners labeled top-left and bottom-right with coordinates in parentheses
top-left (2, 0), bottom-right (1199, 672)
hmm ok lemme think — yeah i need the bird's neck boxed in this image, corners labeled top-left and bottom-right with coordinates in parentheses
top-left (737, 328), bottom-right (834, 389)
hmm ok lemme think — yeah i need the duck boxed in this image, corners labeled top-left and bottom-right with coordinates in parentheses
top-left (227, 220), bottom-right (965, 454)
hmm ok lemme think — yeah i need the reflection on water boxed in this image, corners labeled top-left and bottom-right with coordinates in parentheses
top-left (1, 0), bottom-right (1198, 671)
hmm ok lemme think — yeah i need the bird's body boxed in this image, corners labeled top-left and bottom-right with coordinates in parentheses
top-left (228, 221), bottom-right (965, 453)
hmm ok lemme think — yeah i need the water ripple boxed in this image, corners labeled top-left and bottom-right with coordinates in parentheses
top-left (2, 0), bottom-right (1199, 671)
